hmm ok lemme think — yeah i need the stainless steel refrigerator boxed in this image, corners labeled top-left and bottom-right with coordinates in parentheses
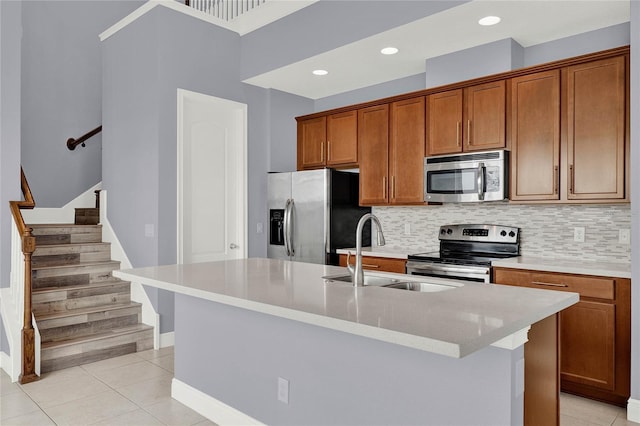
top-left (267, 169), bottom-right (371, 265)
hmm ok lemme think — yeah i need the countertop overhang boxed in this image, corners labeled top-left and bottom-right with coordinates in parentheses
top-left (115, 258), bottom-right (578, 358)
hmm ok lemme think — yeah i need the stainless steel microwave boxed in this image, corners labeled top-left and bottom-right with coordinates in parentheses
top-left (424, 150), bottom-right (508, 203)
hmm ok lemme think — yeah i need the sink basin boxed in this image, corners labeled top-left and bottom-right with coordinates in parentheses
top-left (322, 274), bottom-right (401, 287)
top-left (383, 281), bottom-right (457, 293)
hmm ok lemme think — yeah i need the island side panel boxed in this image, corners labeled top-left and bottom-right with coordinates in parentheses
top-left (174, 293), bottom-right (525, 426)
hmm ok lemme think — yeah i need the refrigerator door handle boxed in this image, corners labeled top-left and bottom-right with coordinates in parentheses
top-left (286, 199), bottom-right (295, 256)
top-left (284, 199), bottom-right (291, 256)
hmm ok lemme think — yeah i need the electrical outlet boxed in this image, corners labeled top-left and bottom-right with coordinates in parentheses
top-left (145, 224), bottom-right (155, 238)
top-left (257, 222), bottom-right (263, 234)
top-left (277, 377), bottom-right (289, 404)
top-left (619, 229), bottom-right (630, 244)
top-left (573, 227), bottom-right (585, 242)
top-left (404, 223), bottom-right (411, 235)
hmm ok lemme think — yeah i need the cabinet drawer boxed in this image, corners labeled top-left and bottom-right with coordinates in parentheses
top-left (339, 254), bottom-right (406, 273)
top-left (530, 273), bottom-right (614, 300)
top-left (494, 268), bottom-right (615, 300)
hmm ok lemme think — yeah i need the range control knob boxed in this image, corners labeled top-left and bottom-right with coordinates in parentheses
top-left (440, 229), bottom-right (446, 235)
top-left (509, 231), bottom-right (516, 238)
top-left (446, 228), bottom-right (453, 235)
top-left (500, 230), bottom-right (507, 237)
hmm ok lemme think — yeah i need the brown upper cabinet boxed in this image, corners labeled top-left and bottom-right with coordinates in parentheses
top-left (510, 55), bottom-right (628, 203)
top-left (566, 56), bottom-right (627, 201)
top-left (510, 70), bottom-right (561, 201)
top-left (427, 80), bottom-right (506, 156)
top-left (359, 98), bottom-right (425, 206)
top-left (297, 111), bottom-right (358, 170)
top-left (358, 104), bottom-right (389, 205)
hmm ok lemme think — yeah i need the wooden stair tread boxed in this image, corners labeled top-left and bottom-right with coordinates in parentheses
top-left (32, 260), bottom-right (120, 271)
top-left (29, 223), bottom-right (101, 227)
top-left (35, 302), bottom-right (142, 321)
top-left (41, 324), bottom-right (153, 350)
top-left (33, 242), bottom-right (110, 250)
top-left (32, 279), bottom-right (130, 294)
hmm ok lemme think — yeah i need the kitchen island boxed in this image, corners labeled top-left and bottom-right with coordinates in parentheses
top-left (115, 258), bottom-right (578, 425)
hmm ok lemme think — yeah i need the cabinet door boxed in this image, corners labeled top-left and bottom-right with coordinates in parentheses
top-left (297, 116), bottom-right (326, 170)
top-left (464, 80), bottom-right (506, 152)
top-left (427, 89), bottom-right (462, 155)
top-left (560, 300), bottom-right (616, 391)
top-left (566, 56), bottom-right (626, 200)
top-left (390, 97), bottom-right (425, 204)
top-left (327, 111), bottom-right (358, 166)
top-left (339, 254), bottom-right (406, 273)
top-left (358, 104), bottom-right (389, 205)
top-left (510, 70), bottom-right (561, 201)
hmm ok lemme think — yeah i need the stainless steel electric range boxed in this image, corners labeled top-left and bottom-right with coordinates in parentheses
top-left (406, 224), bottom-right (520, 283)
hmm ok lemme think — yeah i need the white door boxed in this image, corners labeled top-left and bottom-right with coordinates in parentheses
top-left (177, 89), bottom-right (247, 263)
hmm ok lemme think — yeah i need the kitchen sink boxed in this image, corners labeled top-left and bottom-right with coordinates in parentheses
top-left (323, 274), bottom-right (459, 292)
top-left (322, 274), bottom-right (402, 287)
top-left (383, 281), bottom-right (457, 293)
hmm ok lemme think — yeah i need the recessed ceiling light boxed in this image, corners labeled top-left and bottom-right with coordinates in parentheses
top-left (478, 16), bottom-right (501, 26)
top-left (312, 69), bottom-right (328, 76)
top-left (380, 47), bottom-right (399, 55)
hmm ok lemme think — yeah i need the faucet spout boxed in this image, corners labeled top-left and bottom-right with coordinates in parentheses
top-left (351, 213), bottom-right (386, 287)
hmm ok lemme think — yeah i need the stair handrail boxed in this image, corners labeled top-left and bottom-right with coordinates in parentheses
top-left (8, 167), bottom-right (38, 384)
top-left (67, 125), bottom-right (102, 151)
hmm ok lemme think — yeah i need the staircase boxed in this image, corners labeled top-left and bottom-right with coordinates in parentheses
top-left (29, 222), bottom-right (153, 373)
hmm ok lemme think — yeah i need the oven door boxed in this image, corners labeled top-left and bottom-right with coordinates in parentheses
top-left (405, 261), bottom-right (491, 283)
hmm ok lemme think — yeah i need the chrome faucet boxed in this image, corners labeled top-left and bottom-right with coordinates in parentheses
top-left (347, 213), bottom-right (386, 287)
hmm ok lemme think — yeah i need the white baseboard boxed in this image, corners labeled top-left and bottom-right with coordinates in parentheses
top-left (0, 352), bottom-right (12, 380)
top-left (160, 332), bottom-right (175, 348)
top-left (171, 378), bottom-right (264, 425)
top-left (628, 398), bottom-right (640, 423)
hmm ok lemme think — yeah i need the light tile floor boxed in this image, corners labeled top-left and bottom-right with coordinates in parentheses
top-left (0, 347), bottom-right (216, 426)
top-left (1, 348), bottom-right (638, 425)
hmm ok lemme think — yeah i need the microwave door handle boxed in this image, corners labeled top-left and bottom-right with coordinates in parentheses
top-left (477, 162), bottom-right (485, 201)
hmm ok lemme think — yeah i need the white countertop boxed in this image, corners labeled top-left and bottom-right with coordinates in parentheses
top-left (492, 256), bottom-right (631, 279)
top-left (336, 247), bottom-right (412, 259)
top-left (115, 258), bottom-right (577, 358)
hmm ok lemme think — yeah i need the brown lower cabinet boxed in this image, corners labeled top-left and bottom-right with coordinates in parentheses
top-left (338, 254), bottom-right (406, 274)
top-left (494, 268), bottom-right (631, 407)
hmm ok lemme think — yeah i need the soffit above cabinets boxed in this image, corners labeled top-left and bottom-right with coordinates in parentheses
top-left (243, 0), bottom-right (630, 99)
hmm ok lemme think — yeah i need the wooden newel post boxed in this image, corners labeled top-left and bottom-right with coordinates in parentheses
top-left (19, 229), bottom-right (38, 384)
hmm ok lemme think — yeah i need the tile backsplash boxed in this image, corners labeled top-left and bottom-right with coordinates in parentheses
top-left (373, 203), bottom-right (631, 264)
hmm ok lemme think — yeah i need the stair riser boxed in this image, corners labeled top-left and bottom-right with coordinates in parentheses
top-left (41, 328), bottom-right (153, 362)
top-left (34, 293), bottom-right (131, 315)
top-left (41, 342), bottom-right (148, 374)
top-left (34, 243), bottom-right (110, 257)
top-left (32, 251), bottom-right (111, 267)
top-left (35, 233), bottom-right (102, 245)
top-left (32, 262), bottom-right (120, 288)
top-left (40, 314), bottom-right (141, 343)
top-left (75, 208), bottom-right (100, 226)
top-left (37, 305), bottom-right (142, 330)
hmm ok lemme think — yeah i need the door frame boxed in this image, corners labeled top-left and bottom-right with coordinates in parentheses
top-left (176, 88), bottom-right (248, 263)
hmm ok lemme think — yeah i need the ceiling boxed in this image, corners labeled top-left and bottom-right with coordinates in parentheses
top-left (242, 0), bottom-right (630, 99)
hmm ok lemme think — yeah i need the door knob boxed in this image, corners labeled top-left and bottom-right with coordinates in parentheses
top-left (230, 243), bottom-right (239, 249)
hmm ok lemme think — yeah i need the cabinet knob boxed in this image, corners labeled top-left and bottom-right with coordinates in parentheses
top-left (230, 243), bottom-right (239, 249)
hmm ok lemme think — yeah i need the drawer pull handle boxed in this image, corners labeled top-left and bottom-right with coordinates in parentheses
top-left (362, 264), bottom-right (381, 269)
top-left (532, 281), bottom-right (568, 288)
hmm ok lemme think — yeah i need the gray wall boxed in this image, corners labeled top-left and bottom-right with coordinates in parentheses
top-left (20, 1), bottom-right (142, 208)
top-left (175, 293), bottom-right (524, 426)
top-left (240, 0), bottom-right (468, 81)
top-left (630, 0), bottom-right (639, 404)
top-left (0, 0), bottom-right (23, 358)
top-left (425, 38), bottom-right (524, 88)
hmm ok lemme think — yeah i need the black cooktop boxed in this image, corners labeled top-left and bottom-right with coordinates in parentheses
top-left (408, 251), bottom-right (518, 267)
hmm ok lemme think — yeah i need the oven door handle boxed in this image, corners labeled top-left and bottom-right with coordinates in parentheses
top-left (406, 262), bottom-right (489, 275)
